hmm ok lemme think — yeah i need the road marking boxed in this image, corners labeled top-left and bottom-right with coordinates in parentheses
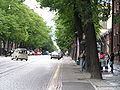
top-left (47, 61), bottom-right (62, 90)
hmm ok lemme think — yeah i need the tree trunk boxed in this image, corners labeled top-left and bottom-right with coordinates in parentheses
top-left (85, 22), bottom-right (102, 79)
top-left (74, 10), bottom-right (83, 60)
top-left (7, 40), bottom-right (10, 52)
top-left (3, 40), bottom-right (6, 51)
top-left (111, 0), bottom-right (114, 53)
top-left (84, 25), bottom-right (91, 72)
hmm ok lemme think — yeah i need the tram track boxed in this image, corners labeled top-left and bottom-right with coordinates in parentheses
top-left (0, 58), bottom-right (38, 78)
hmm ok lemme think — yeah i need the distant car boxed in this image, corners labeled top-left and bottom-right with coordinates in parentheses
top-left (42, 51), bottom-right (49, 55)
top-left (50, 51), bottom-right (61, 60)
top-left (6, 50), bottom-right (14, 57)
top-left (11, 48), bottom-right (28, 61)
top-left (29, 50), bottom-right (35, 55)
top-left (34, 52), bottom-right (42, 55)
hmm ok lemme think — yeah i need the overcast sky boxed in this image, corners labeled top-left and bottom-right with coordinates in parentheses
top-left (24, 0), bottom-right (55, 28)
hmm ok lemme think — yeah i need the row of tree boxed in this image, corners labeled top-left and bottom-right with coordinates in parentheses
top-left (0, 0), bottom-right (56, 54)
top-left (37, 0), bottom-right (111, 79)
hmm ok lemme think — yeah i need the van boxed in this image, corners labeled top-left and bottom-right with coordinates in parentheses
top-left (11, 48), bottom-right (28, 61)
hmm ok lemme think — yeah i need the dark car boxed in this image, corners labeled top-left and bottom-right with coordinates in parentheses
top-left (42, 51), bottom-right (49, 55)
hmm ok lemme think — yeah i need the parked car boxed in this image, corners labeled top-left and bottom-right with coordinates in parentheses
top-left (11, 48), bottom-right (28, 61)
top-left (50, 51), bottom-right (61, 60)
top-left (4, 50), bottom-right (14, 57)
top-left (34, 52), bottom-right (42, 55)
top-left (29, 50), bottom-right (35, 55)
top-left (42, 51), bottom-right (49, 55)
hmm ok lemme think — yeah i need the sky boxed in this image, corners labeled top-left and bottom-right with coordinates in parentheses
top-left (24, 0), bottom-right (60, 50)
top-left (24, 0), bottom-right (55, 28)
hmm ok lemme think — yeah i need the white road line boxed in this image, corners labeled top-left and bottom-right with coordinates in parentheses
top-left (47, 60), bottom-right (62, 90)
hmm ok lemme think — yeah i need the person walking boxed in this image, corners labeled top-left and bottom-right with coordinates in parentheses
top-left (79, 50), bottom-right (86, 72)
top-left (99, 51), bottom-right (105, 71)
top-left (109, 52), bottom-right (114, 73)
top-left (104, 51), bottom-right (110, 71)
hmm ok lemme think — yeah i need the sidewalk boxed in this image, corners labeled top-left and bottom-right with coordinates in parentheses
top-left (60, 56), bottom-right (120, 90)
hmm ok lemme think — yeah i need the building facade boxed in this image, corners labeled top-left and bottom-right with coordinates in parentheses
top-left (113, 0), bottom-right (120, 61)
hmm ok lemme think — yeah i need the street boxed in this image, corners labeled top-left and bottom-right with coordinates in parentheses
top-left (0, 55), bottom-right (61, 90)
top-left (0, 56), bottom-right (120, 90)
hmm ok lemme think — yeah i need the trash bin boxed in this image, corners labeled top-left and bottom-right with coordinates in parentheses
top-left (76, 60), bottom-right (80, 65)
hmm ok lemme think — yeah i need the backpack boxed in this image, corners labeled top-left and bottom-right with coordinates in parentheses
top-left (100, 54), bottom-right (105, 59)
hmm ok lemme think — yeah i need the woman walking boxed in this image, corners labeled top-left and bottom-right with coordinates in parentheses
top-left (109, 52), bottom-right (114, 73)
top-left (99, 51), bottom-right (105, 71)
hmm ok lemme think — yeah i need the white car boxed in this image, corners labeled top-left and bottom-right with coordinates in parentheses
top-left (29, 50), bottom-right (35, 55)
top-left (50, 51), bottom-right (61, 60)
top-left (11, 48), bottom-right (28, 61)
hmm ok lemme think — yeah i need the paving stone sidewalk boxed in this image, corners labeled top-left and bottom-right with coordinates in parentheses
top-left (60, 56), bottom-right (120, 90)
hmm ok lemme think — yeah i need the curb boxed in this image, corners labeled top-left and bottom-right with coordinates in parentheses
top-left (89, 79), bottom-right (117, 90)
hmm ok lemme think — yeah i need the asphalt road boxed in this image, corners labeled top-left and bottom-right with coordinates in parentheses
top-left (0, 55), bottom-right (61, 90)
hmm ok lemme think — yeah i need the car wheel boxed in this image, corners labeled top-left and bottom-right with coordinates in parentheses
top-left (21, 59), bottom-right (23, 61)
top-left (26, 59), bottom-right (28, 61)
top-left (51, 57), bottom-right (52, 59)
top-left (11, 58), bottom-right (13, 60)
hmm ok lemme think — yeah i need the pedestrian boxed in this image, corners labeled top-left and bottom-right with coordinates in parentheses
top-left (104, 51), bottom-right (110, 71)
top-left (78, 51), bottom-right (83, 65)
top-left (99, 51), bottom-right (105, 71)
top-left (109, 52), bottom-right (114, 73)
top-left (79, 50), bottom-right (86, 72)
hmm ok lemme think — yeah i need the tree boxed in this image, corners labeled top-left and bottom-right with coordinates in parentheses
top-left (54, 15), bottom-right (76, 52)
top-left (31, 0), bottom-right (111, 79)
top-left (36, 0), bottom-right (102, 79)
top-left (0, 0), bottom-right (55, 53)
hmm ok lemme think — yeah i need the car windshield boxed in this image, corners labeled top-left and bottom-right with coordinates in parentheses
top-left (19, 50), bottom-right (27, 54)
top-left (51, 51), bottom-right (59, 55)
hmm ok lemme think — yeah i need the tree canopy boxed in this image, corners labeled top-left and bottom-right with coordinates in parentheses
top-left (37, 0), bottom-right (111, 52)
top-left (0, 0), bottom-right (55, 52)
